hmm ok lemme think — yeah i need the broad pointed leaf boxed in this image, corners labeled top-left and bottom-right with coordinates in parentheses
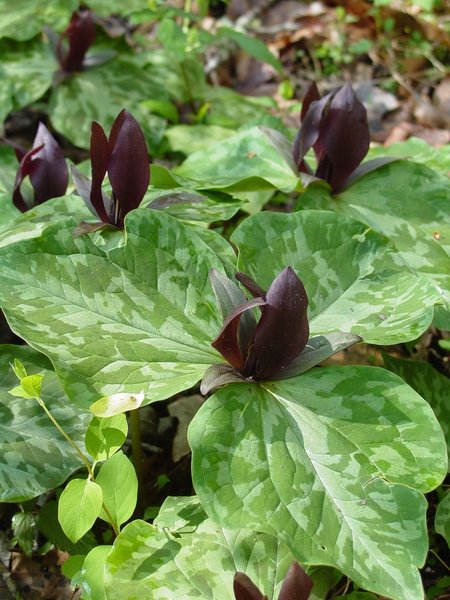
top-left (383, 354), bottom-right (450, 470)
top-left (0, 38), bottom-right (54, 122)
top-left (175, 127), bottom-right (300, 193)
top-left (435, 491), bottom-right (450, 548)
top-left (0, 345), bottom-right (90, 502)
top-left (231, 210), bottom-right (440, 344)
top-left (82, 496), bottom-right (300, 599)
top-left (0, 210), bottom-right (232, 407)
top-left (299, 161), bottom-right (450, 316)
top-left (189, 367), bottom-right (447, 600)
top-left (49, 58), bottom-right (168, 150)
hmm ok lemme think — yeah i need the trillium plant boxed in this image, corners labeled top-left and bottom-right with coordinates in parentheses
top-left (72, 109), bottom-right (150, 231)
top-left (2, 123), bottom-right (68, 212)
top-left (0, 20), bottom-right (448, 598)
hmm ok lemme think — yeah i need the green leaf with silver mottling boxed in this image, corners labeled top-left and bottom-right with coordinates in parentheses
top-left (0, 0), bottom-right (77, 41)
top-left (96, 451), bottom-right (138, 531)
top-left (435, 491), bottom-right (450, 548)
top-left (49, 58), bottom-right (168, 150)
top-left (0, 38), bottom-right (55, 122)
top-left (166, 124), bottom-right (236, 155)
top-left (189, 366), bottom-right (447, 600)
top-left (146, 189), bottom-right (242, 225)
top-left (175, 126), bottom-right (300, 193)
top-left (0, 210), bottom-right (229, 407)
top-left (231, 210), bottom-right (439, 344)
top-left (383, 354), bottom-right (450, 470)
top-left (58, 478), bottom-right (103, 543)
top-left (299, 161), bottom-right (450, 316)
top-left (366, 137), bottom-right (450, 178)
top-left (87, 495), bottom-right (298, 599)
top-left (85, 414), bottom-right (128, 462)
top-left (0, 345), bottom-right (90, 502)
top-left (0, 195), bottom-right (93, 249)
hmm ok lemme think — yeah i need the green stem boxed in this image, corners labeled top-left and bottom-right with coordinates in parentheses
top-left (36, 397), bottom-right (94, 479)
top-left (130, 409), bottom-right (143, 491)
top-left (430, 548), bottom-right (450, 572)
top-left (182, 0), bottom-right (192, 33)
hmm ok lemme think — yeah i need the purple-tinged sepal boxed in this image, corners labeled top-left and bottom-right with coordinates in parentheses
top-left (293, 83), bottom-right (371, 193)
top-left (72, 110), bottom-right (150, 230)
top-left (3, 123), bottom-right (68, 213)
top-left (233, 561), bottom-right (313, 600)
top-left (233, 572), bottom-right (266, 600)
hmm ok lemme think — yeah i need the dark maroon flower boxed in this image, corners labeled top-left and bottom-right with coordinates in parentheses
top-left (72, 110), bottom-right (150, 230)
top-left (234, 562), bottom-right (313, 600)
top-left (56, 10), bottom-right (96, 73)
top-left (211, 267), bottom-right (309, 381)
top-left (3, 123), bottom-right (68, 213)
top-left (292, 83), bottom-right (370, 193)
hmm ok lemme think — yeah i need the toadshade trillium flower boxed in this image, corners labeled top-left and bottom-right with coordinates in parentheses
top-left (234, 561), bottom-right (313, 600)
top-left (292, 82), bottom-right (396, 194)
top-left (72, 109), bottom-right (150, 232)
top-left (2, 123), bottom-right (68, 213)
top-left (201, 267), bottom-right (361, 395)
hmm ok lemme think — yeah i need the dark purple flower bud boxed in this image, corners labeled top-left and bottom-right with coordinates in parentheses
top-left (72, 110), bottom-right (150, 229)
top-left (4, 123), bottom-right (68, 213)
top-left (211, 267), bottom-right (309, 381)
top-left (57, 10), bottom-right (96, 73)
top-left (292, 83), bottom-right (370, 193)
top-left (278, 562), bottom-right (314, 600)
top-left (234, 572), bottom-right (266, 600)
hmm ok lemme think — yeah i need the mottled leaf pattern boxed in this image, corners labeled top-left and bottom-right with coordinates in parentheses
top-left (231, 210), bottom-right (439, 344)
top-left (82, 496), bottom-right (300, 599)
top-left (299, 161), bottom-right (450, 315)
top-left (435, 491), bottom-right (450, 548)
top-left (49, 58), bottom-right (168, 149)
top-left (175, 127), bottom-right (300, 193)
top-left (189, 367), bottom-right (447, 600)
top-left (383, 355), bottom-right (449, 470)
top-left (0, 210), bottom-right (230, 406)
top-left (0, 345), bottom-right (90, 502)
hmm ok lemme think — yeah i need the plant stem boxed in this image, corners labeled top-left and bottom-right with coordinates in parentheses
top-left (182, 0), bottom-right (192, 33)
top-left (36, 397), bottom-right (94, 479)
top-left (130, 409), bottom-right (143, 492)
top-left (430, 548), bottom-right (450, 572)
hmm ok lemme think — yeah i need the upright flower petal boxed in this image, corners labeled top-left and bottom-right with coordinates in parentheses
top-left (211, 297), bottom-right (267, 372)
top-left (89, 121), bottom-right (110, 223)
top-left (108, 110), bottom-right (150, 227)
top-left (28, 123), bottom-right (68, 205)
top-left (292, 93), bottom-right (329, 174)
top-left (12, 145), bottom-right (44, 212)
top-left (316, 84), bottom-right (370, 193)
top-left (247, 267), bottom-right (309, 380)
top-left (58, 10), bottom-right (96, 73)
top-left (278, 562), bottom-right (313, 600)
top-left (233, 572), bottom-right (266, 600)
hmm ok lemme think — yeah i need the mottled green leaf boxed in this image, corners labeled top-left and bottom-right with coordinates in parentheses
top-left (435, 490), bottom-right (450, 548)
top-left (87, 496), bottom-right (297, 599)
top-left (166, 124), bottom-right (235, 155)
top-left (0, 195), bottom-right (92, 249)
top-left (49, 58), bottom-right (168, 149)
top-left (0, 345), bottom-right (90, 502)
top-left (0, 38), bottom-right (54, 121)
top-left (231, 210), bottom-right (439, 344)
top-left (58, 478), bottom-right (103, 542)
top-left (367, 137), bottom-right (450, 178)
top-left (383, 354), bottom-right (450, 470)
top-left (299, 161), bottom-right (450, 315)
top-left (0, 0), bottom-right (77, 40)
top-left (0, 210), bottom-right (230, 407)
top-left (189, 367), bottom-right (447, 600)
top-left (175, 126), bottom-right (299, 193)
top-left (85, 414), bottom-right (128, 462)
top-left (217, 27), bottom-right (282, 73)
top-left (96, 451), bottom-right (138, 530)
